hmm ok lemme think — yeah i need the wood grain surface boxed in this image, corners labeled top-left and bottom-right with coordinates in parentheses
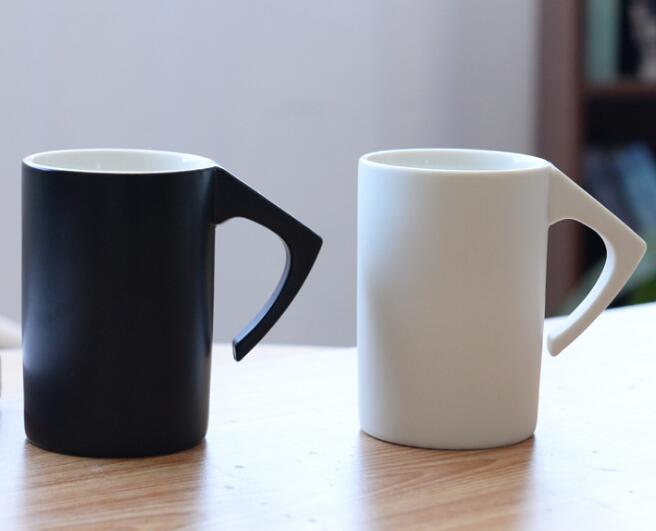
top-left (1, 303), bottom-right (655, 530)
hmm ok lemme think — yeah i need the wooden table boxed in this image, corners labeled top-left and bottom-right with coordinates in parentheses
top-left (1, 304), bottom-right (655, 530)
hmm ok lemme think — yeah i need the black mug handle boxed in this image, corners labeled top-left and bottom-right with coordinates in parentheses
top-left (213, 167), bottom-right (322, 361)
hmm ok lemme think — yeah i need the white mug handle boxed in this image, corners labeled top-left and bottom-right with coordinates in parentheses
top-left (546, 166), bottom-right (646, 356)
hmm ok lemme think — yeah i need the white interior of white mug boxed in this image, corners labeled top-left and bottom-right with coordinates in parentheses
top-left (361, 148), bottom-right (550, 173)
top-left (23, 149), bottom-right (215, 174)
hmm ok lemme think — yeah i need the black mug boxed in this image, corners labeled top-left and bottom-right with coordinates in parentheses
top-left (22, 148), bottom-right (322, 457)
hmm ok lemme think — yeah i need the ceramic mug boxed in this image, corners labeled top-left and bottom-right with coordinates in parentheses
top-left (357, 148), bottom-right (645, 449)
top-left (22, 149), bottom-right (322, 457)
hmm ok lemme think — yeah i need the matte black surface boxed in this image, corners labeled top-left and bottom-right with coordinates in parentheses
top-left (22, 163), bottom-right (321, 457)
top-left (214, 169), bottom-right (322, 360)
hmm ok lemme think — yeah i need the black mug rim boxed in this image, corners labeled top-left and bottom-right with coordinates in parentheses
top-left (23, 148), bottom-right (216, 175)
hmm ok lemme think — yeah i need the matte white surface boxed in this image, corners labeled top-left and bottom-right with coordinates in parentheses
top-left (357, 149), bottom-right (645, 449)
top-left (0, 315), bottom-right (21, 398)
top-left (0, 316), bottom-right (20, 349)
top-left (0, 0), bottom-right (539, 345)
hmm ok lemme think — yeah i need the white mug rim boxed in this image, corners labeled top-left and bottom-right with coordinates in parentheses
top-left (359, 148), bottom-right (551, 174)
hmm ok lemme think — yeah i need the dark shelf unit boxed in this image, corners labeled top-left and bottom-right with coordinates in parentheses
top-left (585, 81), bottom-right (656, 100)
top-left (538, 0), bottom-right (655, 315)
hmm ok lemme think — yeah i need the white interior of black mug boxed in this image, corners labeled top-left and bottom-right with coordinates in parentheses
top-left (23, 149), bottom-right (215, 174)
top-left (361, 148), bottom-right (550, 172)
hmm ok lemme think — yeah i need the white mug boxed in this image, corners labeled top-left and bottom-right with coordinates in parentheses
top-left (357, 148), bottom-right (646, 449)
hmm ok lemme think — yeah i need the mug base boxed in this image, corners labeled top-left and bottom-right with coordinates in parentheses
top-left (25, 435), bottom-right (206, 458)
top-left (360, 427), bottom-right (534, 451)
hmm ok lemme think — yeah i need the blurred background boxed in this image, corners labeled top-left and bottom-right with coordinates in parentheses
top-left (0, 0), bottom-right (653, 347)
top-left (541, 0), bottom-right (656, 315)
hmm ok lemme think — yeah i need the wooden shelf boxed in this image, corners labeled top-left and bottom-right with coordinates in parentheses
top-left (538, 0), bottom-right (584, 315)
top-left (538, 1), bottom-right (656, 314)
top-left (585, 81), bottom-right (656, 101)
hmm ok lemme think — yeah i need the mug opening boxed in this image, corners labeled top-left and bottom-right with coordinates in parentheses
top-left (360, 148), bottom-right (550, 173)
top-left (23, 149), bottom-right (216, 174)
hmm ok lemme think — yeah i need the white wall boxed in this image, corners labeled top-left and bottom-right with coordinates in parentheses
top-left (0, 0), bottom-right (538, 346)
